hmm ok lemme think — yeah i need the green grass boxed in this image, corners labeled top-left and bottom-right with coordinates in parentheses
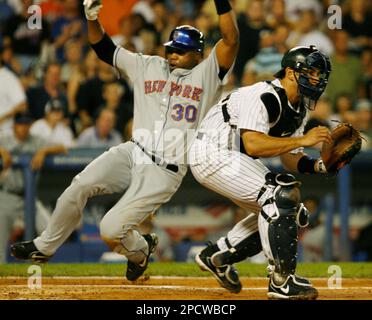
top-left (1, 262), bottom-right (372, 278)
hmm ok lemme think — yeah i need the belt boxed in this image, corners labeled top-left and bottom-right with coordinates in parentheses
top-left (130, 138), bottom-right (179, 173)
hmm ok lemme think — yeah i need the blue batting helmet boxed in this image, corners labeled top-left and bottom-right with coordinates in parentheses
top-left (164, 25), bottom-right (204, 53)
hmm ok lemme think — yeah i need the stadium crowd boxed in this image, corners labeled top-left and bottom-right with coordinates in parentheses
top-left (0, 0), bottom-right (372, 263)
top-left (0, 0), bottom-right (371, 148)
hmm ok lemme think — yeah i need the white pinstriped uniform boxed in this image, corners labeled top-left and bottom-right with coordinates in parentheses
top-left (189, 79), bottom-right (307, 259)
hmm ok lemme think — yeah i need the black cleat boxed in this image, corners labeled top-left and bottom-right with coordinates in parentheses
top-left (126, 233), bottom-right (158, 281)
top-left (10, 241), bottom-right (50, 263)
top-left (268, 274), bottom-right (318, 300)
top-left (267, 264), bottom-right (312, 286)
top-left (195, 245), bottom-right (242, 294)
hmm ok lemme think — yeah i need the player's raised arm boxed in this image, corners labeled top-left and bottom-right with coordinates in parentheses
top-left (84, 0), bottom-right (116, 66)
top-left (214, 0), bottom-right (239, 73)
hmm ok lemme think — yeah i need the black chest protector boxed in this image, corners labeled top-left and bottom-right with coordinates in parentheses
top-left (238, 81), bottom-right (306, 157)
top-left (261, 81), bottom-right (307, 138)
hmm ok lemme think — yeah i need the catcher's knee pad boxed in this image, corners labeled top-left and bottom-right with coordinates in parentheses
top-left (258, 173), bottom-right (309, 228)
top-left (258, 173), bottom-right (309, 276)
top-left (212, 232), bottom-right (262, 267)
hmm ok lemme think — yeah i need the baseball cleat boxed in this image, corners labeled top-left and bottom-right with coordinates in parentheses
top-left (126, 233), bottom-right (158, 281)
top-left (266, 263), bottom-right (312, 286)
top-left (10, 241), bottom-right (51, 263)
top-left (195, 245), bottom-right (242, 294)
top-left (268, 274), bottom-right (318, 300)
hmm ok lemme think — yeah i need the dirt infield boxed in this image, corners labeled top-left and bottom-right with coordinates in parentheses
top-left (1, 277), bottom-right (371, 300)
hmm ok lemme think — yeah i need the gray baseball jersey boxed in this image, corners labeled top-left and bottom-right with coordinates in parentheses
top-left (113, 45), bottom-right (230, 164)
top-left (34, 44), bottom-right (233, 263)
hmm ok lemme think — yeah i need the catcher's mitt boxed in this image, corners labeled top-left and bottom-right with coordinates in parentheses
top-left (321, 123), bottom-right (362, 174)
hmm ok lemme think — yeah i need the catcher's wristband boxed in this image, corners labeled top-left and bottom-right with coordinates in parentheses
top-left (297, 155), bottom-right (316, 174)
top-left (315, 159), bottom-right (327, 174)
top-left (214, 0), bottom-right (232, 15)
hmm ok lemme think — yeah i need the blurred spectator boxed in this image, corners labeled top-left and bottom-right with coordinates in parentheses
top-left (152, 1), bottom-right (169, 43)
top-left (99, 81), bottom-right (133, 137)
top-left (353, 221), bottom-right (372, 261)
top-left (0, 47), bottom-right (27, 135)
top-left (360, 47), bottom-right (372, 101)
top-left (2, 0), bottom-right (50, 73)
top-left (139, 214), bottom-right (174, 262)
top-left (131, 13), bottom-right (154, 38)
top-left (139, 28), bottom-right (158, 56)
top-left (241, 29), bottom-right (282, 86)
top-left (76, 60), bottom-right (132, 131)
top-left (330, 93), bottom-right (357, 126)
top-left (0, 111), bottom-right (66, 263)
top-left (234, 0), bottom-right (269, 82)
top-left (284, 0), bottom-right (323, 24)
top-left (326, 30), bottom-right (363, 110)
top-left (273, 23), bottom-right (290, 54)
top-left (286, 9), bottom-right (334, 56)
top-left (76, 108), bottom-right (122, 148)
top-left (26, 62), bottom-right (68, 120)
top-left (0, 44), bottom-right (22, 75)
top-left (132, 0), bottom-right (156, 24)
top-left (66, 49), bottom-right (99, 133)
top-left (60, 39), bottom-right (83, 84)
top-left (195, 8), bottom-right (220, 48)
top-left (304, 97), bottom-right (332, 134)
top-left (343, 0), bottom-right (372, 53)
top-left (266, 0), bottom-right (287, 29)
top-left (111, 15), bottom-right (145, 52)
top-left (0, 1), bottom-right (14, 26)
top-left (51, 0), bottom-right (86, 63)
top-left (30, 98), bottom-right (75, 148)
top-left (354, 99), bottom-right (372, 150)
top-left (165, 0), bottom-right (195, 20)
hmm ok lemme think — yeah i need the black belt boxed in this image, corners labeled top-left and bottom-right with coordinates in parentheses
top-left (130, 139), bottom-right (179, 173)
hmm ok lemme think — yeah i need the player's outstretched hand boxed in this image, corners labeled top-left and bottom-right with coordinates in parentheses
top-left (301, 126), bottom-right (332, 148)
top-left (83, 0), bottom-right (103, 21)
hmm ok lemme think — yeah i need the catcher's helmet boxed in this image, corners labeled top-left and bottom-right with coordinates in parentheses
top-left (274, 45), bottom-right (331, 110)
top-left (164, 25), bottom-right (204, 53)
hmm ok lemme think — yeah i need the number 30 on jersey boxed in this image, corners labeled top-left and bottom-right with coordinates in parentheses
top-left (171, 104), bottom-right (197, 123)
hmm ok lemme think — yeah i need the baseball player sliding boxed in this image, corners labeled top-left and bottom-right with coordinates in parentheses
top-left (11, 0), bottom-right (238, 281)
top-left (189, 46), bottom-right (332, 299)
